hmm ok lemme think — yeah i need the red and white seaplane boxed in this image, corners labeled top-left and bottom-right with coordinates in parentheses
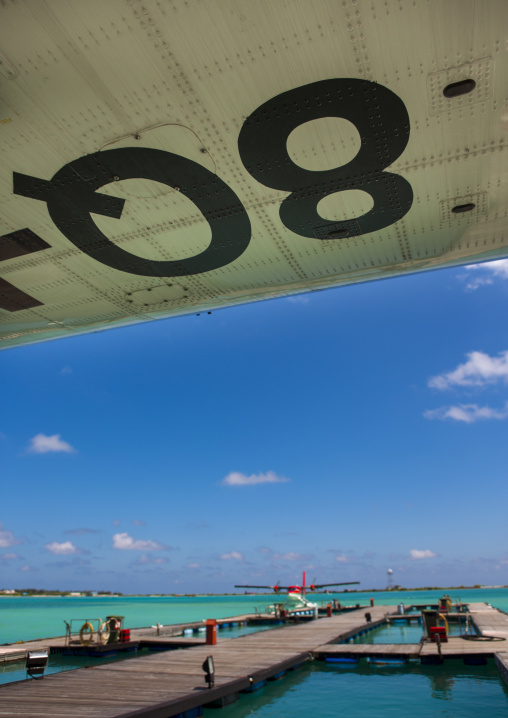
top-left (235, 572), bottom-right (360, 618)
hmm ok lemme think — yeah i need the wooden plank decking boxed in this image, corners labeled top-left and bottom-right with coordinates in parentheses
top-left (0, 606), bottom-right (389, 718)
top-left (468, 603), bottom-right (508, 640)
top-left (315, 636), bottom-right (506, 659)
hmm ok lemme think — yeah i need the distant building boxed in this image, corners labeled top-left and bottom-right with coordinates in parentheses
top-left (0, 589), bottom-right (16, 594)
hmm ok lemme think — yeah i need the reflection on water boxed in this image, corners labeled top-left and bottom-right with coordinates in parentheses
top-left (429, 670), bottom-right (456, 701)
top-left (205, 661), bottom-right (508, 718)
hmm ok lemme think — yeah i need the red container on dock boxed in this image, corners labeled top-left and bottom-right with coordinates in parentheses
top-left (206, 619), bottom-right (217, 645)
top-left (430, 626), bottom-right (447, 643)
top-left (119, 629), bottom-right (131, 642)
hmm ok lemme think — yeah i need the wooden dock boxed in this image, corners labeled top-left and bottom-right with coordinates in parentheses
top-left (0, 647), bottom-right (29, 664)
top-left (315, 636), bottom-right (507, 660)
top-left (1, 603), bottom-right (507, 717)
top-left (468, 603), bottom-right (508, 640)
top-left (314, 602), bottom-right (508, 664)
top-left (0, 614), bottom-right (271, 662)
top-left (0, 606), bottom-right (388, 717)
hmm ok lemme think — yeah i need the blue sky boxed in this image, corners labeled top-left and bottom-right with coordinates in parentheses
top-left (1, 259), bottom-right (507, 594)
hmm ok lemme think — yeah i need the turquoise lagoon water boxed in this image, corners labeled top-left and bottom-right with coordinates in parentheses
top-left (1, 587), bottom-right (507, 644)
top-left (0, 594), bottom-right (277, 644)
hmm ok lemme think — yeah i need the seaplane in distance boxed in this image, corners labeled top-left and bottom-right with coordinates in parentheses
top-left (235, 573), bottom-right (360, 618)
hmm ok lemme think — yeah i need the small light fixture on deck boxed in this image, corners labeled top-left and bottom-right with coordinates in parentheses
top-left (202, 655), bottom-right (215, 689)
top-left (26, 650), bottom-right (49, 679)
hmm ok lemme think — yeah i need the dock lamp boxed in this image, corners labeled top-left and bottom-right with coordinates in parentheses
top-left (202, 655), bottom-right (215, 689)
top-left (26, 650), bottom-right (49, 679)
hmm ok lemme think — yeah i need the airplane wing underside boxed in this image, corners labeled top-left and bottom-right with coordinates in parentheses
top-left (1, 0), bottom-right (507, 349)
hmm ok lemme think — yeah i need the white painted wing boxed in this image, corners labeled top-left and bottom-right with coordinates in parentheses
top-left (1, 0), bottom-right (507, 349)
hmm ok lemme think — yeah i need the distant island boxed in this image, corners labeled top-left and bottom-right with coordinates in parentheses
top-left (0, 589), bottom-right (123, 597)
top-left (1, 585), bottom-right (506, 597)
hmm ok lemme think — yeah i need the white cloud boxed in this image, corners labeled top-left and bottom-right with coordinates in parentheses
top-left (27, 433), bottom-right (76, 454)
top-left (0, 524), bottom-right (20, 548)
top-left (410, 549), bottom-right (437, 559)
top-left (45, 541), bottom-right (80, 555)
top-left (220, 551), bottom-right (244, 560)
top-left (20, 565), bottom-right (37, 572)
top-left (112, 533), bottom-right (167, 551)
top-left (424, 403), bottom-right (508, 423)
top-left (428, 351), bottom-right (508, 390)
top-left (287, 294), bottom-right (310, 305)
top-left (2, 553), bottom-right (19, 560)
top-left (465, 276), bottom-right (493, 291)
top-left (221, 471), bottom-right (290, 486)
top-left (132, 519), bottom-right (146, 526)
top-left (187, 562), bottom-right (200, 569)
top-left (464, 259), bottom-right (508, 289)
top-left (335, 554), bottom-right (349, 563)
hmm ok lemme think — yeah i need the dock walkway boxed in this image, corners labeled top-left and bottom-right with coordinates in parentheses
top-left (314, 603), bottom-right (508, 663)
top-left (468, 603), bottom-right (508, 639)
top-left (315, 637), bottom-right (506, 659)
top-left (0, 606), bottom-right (388, 718)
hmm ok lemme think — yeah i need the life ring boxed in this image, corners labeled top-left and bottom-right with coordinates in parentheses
top-left (438, 613), bottom-right (449, 635)
top-left (79, 622), bottom-right (94, 645)
top-left (100, 621), bottom-right (110, 645)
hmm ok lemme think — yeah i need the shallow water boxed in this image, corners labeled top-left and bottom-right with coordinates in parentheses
top-left (350, 618), bottom-right (472, 644)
